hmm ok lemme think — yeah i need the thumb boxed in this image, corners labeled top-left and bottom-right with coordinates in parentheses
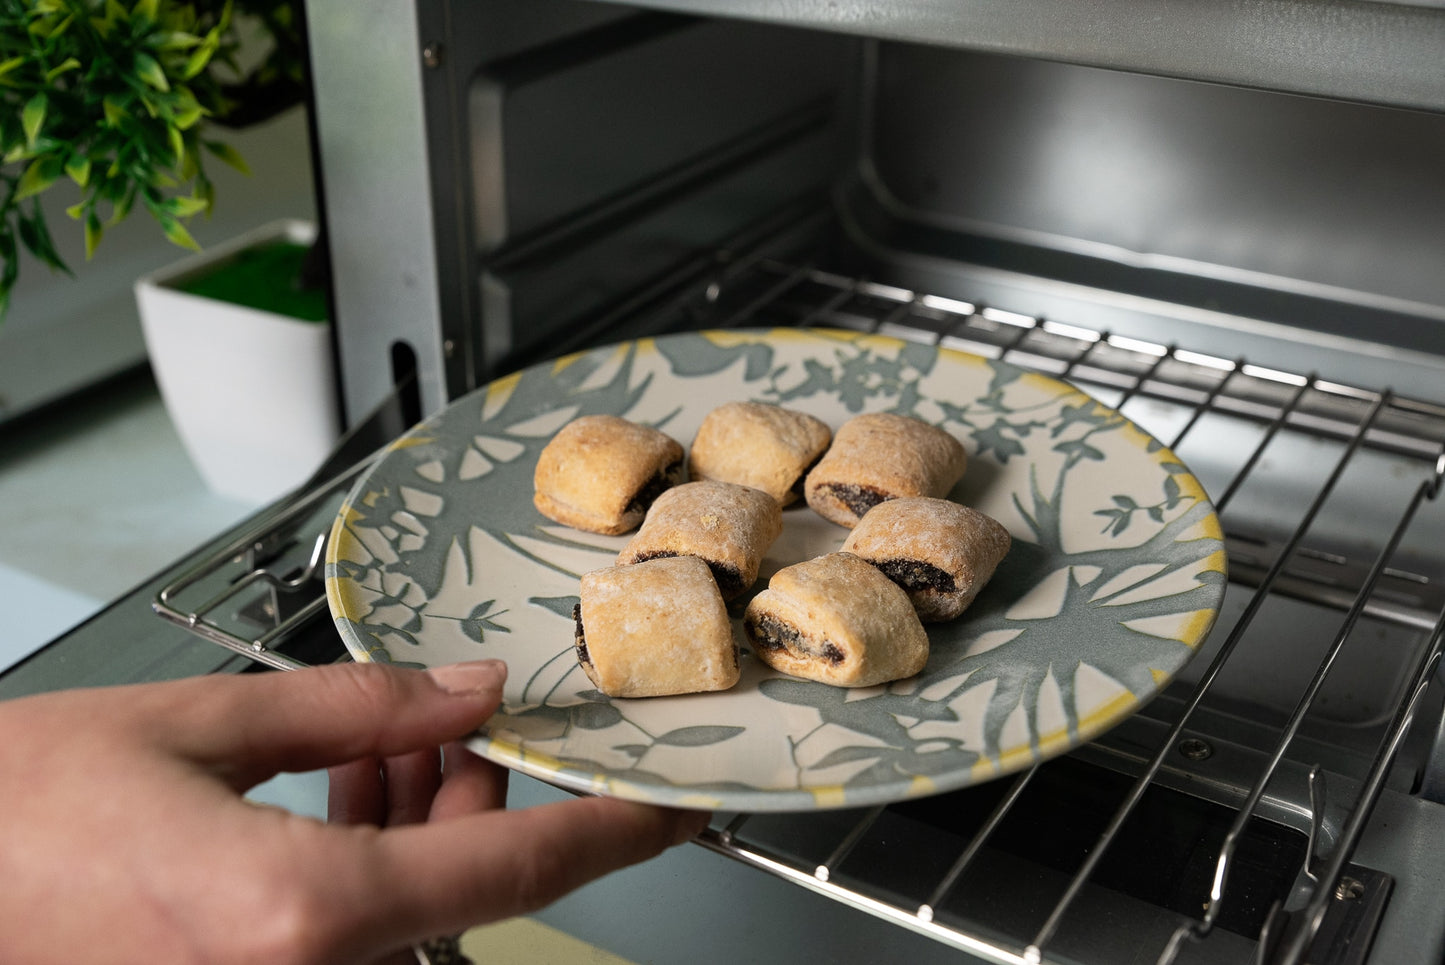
top-left (165, 661), bottom-right (506, 788)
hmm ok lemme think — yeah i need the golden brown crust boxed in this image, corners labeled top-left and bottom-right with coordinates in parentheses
top-left (616, 480), bottom-right (783, 601)
top-left (688, 402), bottom-right (833, 506)
top-left (743, 552), bottom-right (929, 688)
top-left (804, 413), bottom-right (967, 528)
top-left (576, 556), bottom-right (739, 698)
top-left (533, 414), bottom-right (685, 535)
top-left (842, 497), bottom-right (1012, 622)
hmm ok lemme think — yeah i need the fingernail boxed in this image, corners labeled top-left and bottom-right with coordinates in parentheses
top-left (428, 659), bottom-right (507, 696)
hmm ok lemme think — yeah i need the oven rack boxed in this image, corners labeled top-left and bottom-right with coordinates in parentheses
top-left (682, 262), bottom-right (1445, 964)
top-left (152, 260), bottom-right (1445, 965)
top-left (153, 457), bottom-right (371, 673)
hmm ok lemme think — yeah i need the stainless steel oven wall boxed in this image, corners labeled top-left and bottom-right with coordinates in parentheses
top-left (465, 12), bottom-right (856, 376)
top-left (600, 0), bottom-right (1445, 115)
top-left (308, 0), bottom-right (1445, 426)
top-left (307, 0), bottom-right (858, 426)
top-left (843, 45), bottom-right (1445, 384)
top-left (308, 0), bottom-right (630, 423)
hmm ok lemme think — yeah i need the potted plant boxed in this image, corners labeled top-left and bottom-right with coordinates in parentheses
top-left (134, 217), bottom-right (337, 503)
top-left (2, 0), bottom-right (336, 503)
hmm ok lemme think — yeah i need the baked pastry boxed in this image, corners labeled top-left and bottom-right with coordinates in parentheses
top-left (842, 497), bottom-right (1012, 622)
top-left (804, 413), bottom-right (967, 528)
top-left (617, 480), bottom-right (783, 601)
top-left (533, 414), bottom-right (685, 535)
top-left (574, 555), bottom-right (740, 698)
top-left (688, 401), bottom-right (832, 506)
top-left (743, 552), bottom-right (929, 688)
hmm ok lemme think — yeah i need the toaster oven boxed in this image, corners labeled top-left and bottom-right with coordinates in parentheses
top-left (302, 3), bottom-right (1445, 960)
top-left (8, 1), bottom-right (1445, 963)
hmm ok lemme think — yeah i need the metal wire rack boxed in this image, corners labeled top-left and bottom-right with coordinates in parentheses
top-left (153, 460), bottom-right (367, 673)
top-left (153, 258), bottom-right (1445, 965)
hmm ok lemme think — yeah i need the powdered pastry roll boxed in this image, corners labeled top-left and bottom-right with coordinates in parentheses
top-left (842, 496), bottom-right (1011, 622)
top-left (617, 480), bottom-right (783, 601)
top-left (574, 556), bottom-right (739, 698)
top-left (743, 552), bottom-right (929, 688)
top-left (688, 401), bottom-right (832, 506)
top-left (533, 414), bottom-right (685, 535)
top-left (804, 413), bottom-right (967, 528)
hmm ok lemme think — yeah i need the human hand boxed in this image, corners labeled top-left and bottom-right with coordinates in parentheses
top-left (0, 661), bottom-right (709, 965)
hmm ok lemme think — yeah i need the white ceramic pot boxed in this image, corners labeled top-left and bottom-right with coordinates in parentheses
top-left (135, 219), bottom-right (340, 504)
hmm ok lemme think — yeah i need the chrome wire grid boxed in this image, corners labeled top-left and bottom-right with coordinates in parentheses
top-left (152, 460), bottom-right (368, 673)
top-left (155, 259), bottom-right (1445, 965)
top-left (686, 261), bottom-right (1445, 965)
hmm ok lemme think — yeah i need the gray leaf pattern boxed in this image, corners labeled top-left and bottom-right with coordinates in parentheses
top-left (326, 330), bottom-right (1225, 811)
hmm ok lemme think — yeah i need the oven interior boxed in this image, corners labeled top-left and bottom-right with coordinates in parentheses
top-left (153, 2), bottom-right (1445, 963)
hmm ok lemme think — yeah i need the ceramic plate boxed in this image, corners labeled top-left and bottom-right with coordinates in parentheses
top-left (325, 329), bottom-right (1225, 811)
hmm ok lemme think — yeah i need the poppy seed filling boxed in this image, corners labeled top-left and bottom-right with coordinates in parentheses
top-left (630, 550), bottom-right (745, 600)
top-left (873, 558), bottom-right (958, 594)
top-left (625, 460), bottom-right (685, 516)
top-left (817, 482), bottom-right (890, 518)
top-left (745, 613), bottom-right (845, 666)
top-left (572, 603), bottom-right (591, 668)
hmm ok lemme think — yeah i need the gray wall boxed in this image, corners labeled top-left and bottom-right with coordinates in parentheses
top-left (0, 107), bottom-right (317, 422)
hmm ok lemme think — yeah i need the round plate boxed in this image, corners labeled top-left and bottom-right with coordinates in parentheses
top-left (325, 329), bottom-right (1225, 812)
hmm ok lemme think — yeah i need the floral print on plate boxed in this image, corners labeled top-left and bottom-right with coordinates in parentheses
top-left (325, 329), bottom-right (1225, 812)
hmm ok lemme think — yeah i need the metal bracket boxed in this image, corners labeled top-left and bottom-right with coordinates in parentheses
top-left (1261, 866), bottom-right (1393, 965)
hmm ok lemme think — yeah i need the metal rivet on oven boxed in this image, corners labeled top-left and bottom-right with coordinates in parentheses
top-left (705, 281), bottom-right (721, 303)
top-left (1177, 737), bottom-right (1213, 761)
top-left (422, 42), bottom-right (444, 69)
top-left (443, 339), bottom-right (457, 359)
top-left (1335, 876), bottom-right (1365, 901)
